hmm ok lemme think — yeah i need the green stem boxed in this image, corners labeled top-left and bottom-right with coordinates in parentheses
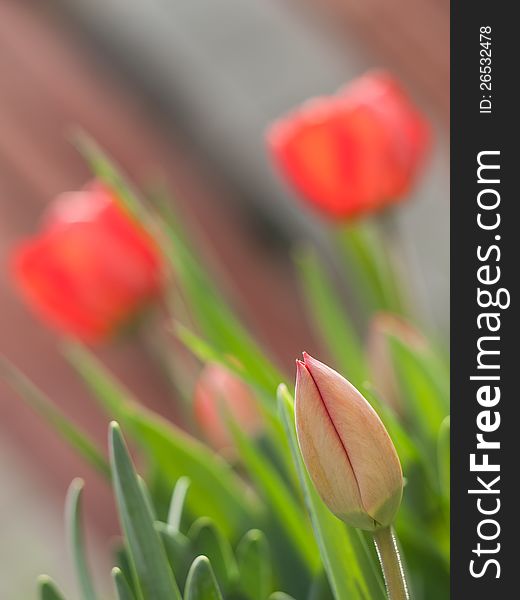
top-left (373, 526), bottom-right (410, 600)
top-left (337, 220), bottom-right (405, 317)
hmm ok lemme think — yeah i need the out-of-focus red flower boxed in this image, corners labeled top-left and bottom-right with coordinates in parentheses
top-left (194, 363), bottom-right (263, 451)
top-left (267, 71), bottom-right (430, 219)
top-left (11, 181), bottom-right (164, 342)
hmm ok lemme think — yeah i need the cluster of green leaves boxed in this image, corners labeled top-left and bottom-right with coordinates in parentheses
top-left (39, 423), bottom-right (280, 600)
top-left (1, 140), bottom-right (449, 600)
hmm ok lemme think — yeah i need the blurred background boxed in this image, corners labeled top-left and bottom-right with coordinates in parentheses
top-left (0, 0), bottom-right (448, 597)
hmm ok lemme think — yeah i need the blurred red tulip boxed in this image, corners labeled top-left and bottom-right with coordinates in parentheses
top-left (11, 181), bottom-right (164, 342)
top-left (267, 71), bottom-right (430, 219)
top-left (194, 363), bottom-right (263, 451)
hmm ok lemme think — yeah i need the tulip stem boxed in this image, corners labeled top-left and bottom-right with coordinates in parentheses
top-left (373, 526), bottom-right (410, 600)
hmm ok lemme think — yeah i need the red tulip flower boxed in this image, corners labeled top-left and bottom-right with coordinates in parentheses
top-left (194, 363), bottom-right (263, 451)
top-left (11, 182), bottom-right (164, 342)
top-left (267, 71), bottom-right (430, 219)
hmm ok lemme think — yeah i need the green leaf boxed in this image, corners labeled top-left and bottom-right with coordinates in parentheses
top-left (184, 556), bottom-right (223, 600)
top-left (337, 221), bottom-right (406, 315)
top-left (188, 518), bottom-right (238, 592)
top-left (168, 477), bottom-right (191, 532)
top-left (294, 246), bottom-right (366, 388)
top-left (269, 594), bottom-right (296, 600)
top-left (109, 422), bottom-right (181, 600)
top-left (0, 358), bottom-right (109, 478)
top-left (65, 479), bottom-right (98, 600)
top-left (112, 568), bottom-right (136, 600)
top-left (38, 576), bottom-right (67, 600)
top-left (277, 385), bottom-right (385, 600)
top-left (437, 416), bottom-right (450, 510)
top-left (156, 522), bottom-right (193, 589)
top-left (227, 416), bottom-right (318, 573)
top-left (73, 133), bottom-right (144, 221)
top-left (307, 570), bottom-right (335, 600)
top-left (236, 529), bottom-right (272, 600)
top-left (388, 337), bottom-right (448, 448)
top-left (167, 234), bottom-right (284, 396)
top-left (66, 343), bottom-right (259, 538)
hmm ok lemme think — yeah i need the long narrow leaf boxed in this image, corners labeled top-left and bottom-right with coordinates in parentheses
top-left (109, 422), bottom-right (181, 600)
top-left (112, 568), bottom-right (136, 600)
top-left (65, 479), bottom-right (98, 600)
top-left (38, 576), bottom-right (67, 600)
top-left (236, 529), bottom-right (273, 600)
top-left (227, 417), bottom-right (318, 573)
top-left (168, 477), bottom-right (191, 532)
top-left (188, 517), bottom-right (239, 593)
top-left (337, 222), bottom-right (405, 315)
top-left (156, 522), bottom-right (193, 590)
top-left (66, 343), bottom-right (259, 538)
top-left (0, 357), bottom-right (109, 478)
top-left (294, 246), bottom-right (366, 388)
top-left (184, 556), bottom-right (224, 600)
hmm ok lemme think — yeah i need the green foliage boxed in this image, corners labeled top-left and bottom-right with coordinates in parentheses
top-left (109, 422), bottom-right (181, 600)
top-left (38, 576), bottom-right (67, 600)
top-left (65, 479), bottom-right (98, 600)
top-left (184, 557), bottom-right (223, 600)
top-left (236, 530), bottom-right (272, 600)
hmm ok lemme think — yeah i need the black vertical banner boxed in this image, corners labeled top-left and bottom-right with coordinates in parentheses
top-left (451, 2), bottom-right (516, 598)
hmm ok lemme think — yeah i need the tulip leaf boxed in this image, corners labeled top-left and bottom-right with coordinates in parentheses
top-left (269, 594), bottom-right (296, 600)
top-left (38, 576), bottom-right (68, 600)
top-left (236, 529), bottom-right (273, 600)
top-left (156, 522), bottom-right (194, 589)
top-left (0, 358), bottom-right (109, 478)
top-left (65, 479), bottom-right (98, 600)
top-left (167, 476), bottom-right (191, 532)
top-left (184, 556), bottom-right (224, 600)
top-left (188, 517), bottom-right (239, 592)
top-left (112, 568), bottom-right (136, 600)
top-left (227, 415), bottom-right (318, 573)
top-left (277, 384), bottom-right (385, 600)
top-left (164, 224), bottom-right (285, 396)
top-left (66, 342), bottom-right (259, 538)
top-left (109, 422), bottom-right (181, 600)
top-left (437, 416), bottom-right (450, 511)
top-left (307, 570), bottom-right (335, 600)
top-left (73, 133), bottom-right (144, 221)
top-left (337, 222), bottom-right (405, 316)
top-left (388, 336), bottom-right (448, 447)
top-left (293, 245), bottom-right (366, 388)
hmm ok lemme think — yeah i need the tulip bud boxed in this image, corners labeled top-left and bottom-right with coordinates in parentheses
top-left (367, 313), bottom-right (427, 416)
top-left (295, 352), bottom-right (402, 530)
top-left (194, 363), bottom-right (263, 451)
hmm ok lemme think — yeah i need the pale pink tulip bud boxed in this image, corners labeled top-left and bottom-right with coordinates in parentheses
top-left (367, 313), bottom-right (427, 415)
top-left (194, 363), bottom-right (263, 451)
top-left (295, 352), bottom-right (403, 530)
